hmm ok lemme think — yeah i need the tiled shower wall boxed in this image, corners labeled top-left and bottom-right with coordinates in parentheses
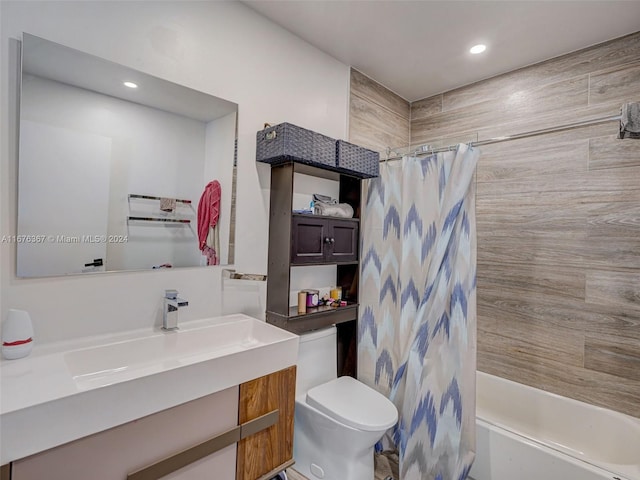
top-left (350, 32), bottom-right (640, 418)
top-left (348, 69), bottom-right (410, 154)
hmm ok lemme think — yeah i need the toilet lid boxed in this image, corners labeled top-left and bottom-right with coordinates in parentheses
top-left (306, 376), bottom-right (398, 432)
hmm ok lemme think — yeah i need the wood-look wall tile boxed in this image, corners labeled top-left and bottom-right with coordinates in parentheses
top-left (475, 184), bottom-right (588, 229)
top-left (579, 304), bottom-right (640, 341)
top-left (439, 32), bottom-right (640, 112)
top-left (585, 200), bottom-right (640, 270)
top-left (584, 334), bottom-right (640, 381)
top-left (412, 76), bottom-right (588, 144)
top-left (476, 208), bottom-right (585, 236)
top-left (475, 167), bottom-right (640, 204)
top-left (350, 68), bottom-right (410, 119)
top-left (589, 134), bottom-right (640, 170)
top-left (477, 234), bottom-right (587, 269)
top-left (478, 327), bottom-right (584, 369)
top-left (477, 350), bottom-right (640, 418)
top-left (589, 61), bottom-right (640, 106)
top-left (586, 201), bottom-right (640, 236)
top-left (583, 237), bottom-right (640, 270)
top-left (350, 93), bottom-right (409, 152)
top-left (410, 95), bottom-right (442, 121)
top-left (348, 125), bottom-right (404, 156)
top-left (585, 270), bottom-right (640, 311)
top-left (477, 332), bottom-right (580, 379)
top-left (477, 263), bottom-right (585, 300)
top-left (479, 282), bottom-right (640, 339)
top-left (473, 101), bottom-right (621, 145)
top-left (477, 139), bottom-right (588, 182)
top-left (476, 189), bottom-right (584, 211)
top-left (480, 227), bottom-right (640, 272)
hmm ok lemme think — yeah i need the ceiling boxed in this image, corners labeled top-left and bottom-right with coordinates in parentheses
top-left (244, 1), bottom-right (640, 102)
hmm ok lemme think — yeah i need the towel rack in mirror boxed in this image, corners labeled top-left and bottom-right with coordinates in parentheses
top-left (127, 216), bottom-right (191, 224)
top-left (128, 194), bottom-right (192, 205)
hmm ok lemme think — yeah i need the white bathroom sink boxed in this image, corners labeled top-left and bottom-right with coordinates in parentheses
top-left (0, 314), bottom-right (299, 464)
top-left (64, 315), bottom-right (293, 389)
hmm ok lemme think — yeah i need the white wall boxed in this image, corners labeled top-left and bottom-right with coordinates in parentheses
top-left (0, 1), bottom-right (349, 344)
top-left (17, 118), bottom-right (112, 276)
top-left (19, 74), bottom-right (208, 273)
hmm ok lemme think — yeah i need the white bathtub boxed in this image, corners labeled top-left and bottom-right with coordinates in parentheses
top-left (469, 371), bottom-right (640, 480)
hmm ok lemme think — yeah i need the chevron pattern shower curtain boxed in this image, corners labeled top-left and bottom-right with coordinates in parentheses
top-left (359, 145), bottom-right (479, 480)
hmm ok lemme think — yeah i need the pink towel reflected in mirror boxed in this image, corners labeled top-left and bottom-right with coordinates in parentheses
top-left (197, 180), bottom-right (221, 265)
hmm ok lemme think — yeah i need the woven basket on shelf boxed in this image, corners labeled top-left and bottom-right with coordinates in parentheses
top-left (336, 140), bottom-right (379, 178)
top-left (256, 122), bottom-right (336, 168)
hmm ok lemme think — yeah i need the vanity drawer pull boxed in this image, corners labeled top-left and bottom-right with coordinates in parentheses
top-left (240, 409), bottom-right (279, 439)
top-left (126, 427), bottom-right (241, 480)
top-left (126, 410), bottom-right (280, 480)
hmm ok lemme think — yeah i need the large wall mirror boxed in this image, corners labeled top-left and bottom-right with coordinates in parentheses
top-left (17, 34), bottom-right (238, 277)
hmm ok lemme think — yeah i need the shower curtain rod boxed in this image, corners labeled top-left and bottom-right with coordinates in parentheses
top-left (382, 113), bottom-right (622, 162)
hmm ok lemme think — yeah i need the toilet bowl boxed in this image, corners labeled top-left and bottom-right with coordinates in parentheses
top-left (293, 327), bottom-right (398, 480)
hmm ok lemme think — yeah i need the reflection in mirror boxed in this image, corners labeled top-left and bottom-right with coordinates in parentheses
top-left (17, 34), bottom-right (237, 277)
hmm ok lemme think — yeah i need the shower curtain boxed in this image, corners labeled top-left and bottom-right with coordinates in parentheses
top-left (359, 144), bottom-right (479, 480)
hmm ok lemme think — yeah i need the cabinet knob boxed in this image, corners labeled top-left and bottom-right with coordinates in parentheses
top-left (324, 237), bottom-right (331, 244)
top-left (330, 237), bottom-right (335, 244)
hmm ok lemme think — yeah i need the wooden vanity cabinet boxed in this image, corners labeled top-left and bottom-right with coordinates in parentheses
top-left (8, 367), bottom-right (296, 480)
top-left (11, 387), bottom-right (239, 480)
top-left (236, 366), bottom-right (296, 480)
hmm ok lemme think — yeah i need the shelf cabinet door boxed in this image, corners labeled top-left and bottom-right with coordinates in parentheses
top-left (327, 220), bottom-right (358, 263)
top-left (291, 216), bottom-right (328, 264)
top-left (291, 216), bottom-right (359, 265)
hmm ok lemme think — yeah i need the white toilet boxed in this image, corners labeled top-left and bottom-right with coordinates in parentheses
top-left (294, 326), bottom-right (398, 480)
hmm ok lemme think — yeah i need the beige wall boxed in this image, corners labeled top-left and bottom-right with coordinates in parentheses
top-left (350, 32), bottom-right (640, 418)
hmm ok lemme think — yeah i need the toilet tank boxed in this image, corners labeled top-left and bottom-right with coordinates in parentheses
top-left (295, 326), bottom-right (337, 397)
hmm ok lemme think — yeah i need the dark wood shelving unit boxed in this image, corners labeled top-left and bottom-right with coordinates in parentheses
top-left (287, 301), bottom-right (358, 320)
top-left (265, 161), bottom-right (363, 378)
top-left (290, 261), bottom-right (359, 267)
top-left (267, 303), bottom-right (359, 336)
top-left (291, 213), bottom-right (360, 222)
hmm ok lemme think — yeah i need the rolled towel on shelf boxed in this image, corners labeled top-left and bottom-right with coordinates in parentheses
top-left (160, 197), bottom-right (177, 212)
top-left (313, 193), bottom-right (337, 205)
top-left (314, 201), bottom-right (354, 218)
top-left (618, 102), bottom-right (640, 139)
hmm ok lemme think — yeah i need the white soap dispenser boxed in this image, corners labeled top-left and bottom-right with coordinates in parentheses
top-left (2, 309), bottom-right (34, 360)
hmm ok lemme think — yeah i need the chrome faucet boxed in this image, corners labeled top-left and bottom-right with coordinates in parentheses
top-left (163, 289), bottom-right (188, 331)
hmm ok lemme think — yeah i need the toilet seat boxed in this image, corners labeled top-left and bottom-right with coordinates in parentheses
top-left (306, 376), bottom-right (398, 432)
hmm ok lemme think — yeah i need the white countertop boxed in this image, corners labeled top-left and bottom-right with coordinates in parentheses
top-left (0, 314), bottom-right (299, 464)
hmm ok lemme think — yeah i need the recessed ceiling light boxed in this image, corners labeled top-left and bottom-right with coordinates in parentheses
top-left (470, 44), bottom-right (487, 55)
top-left (123, 81), bottom-right (138, 88)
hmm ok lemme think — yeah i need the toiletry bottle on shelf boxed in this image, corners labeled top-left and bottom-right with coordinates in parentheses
top-left (2, 309), bottom-right (34, 360)
top-left (298, 291), bottom-right (307, 314)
